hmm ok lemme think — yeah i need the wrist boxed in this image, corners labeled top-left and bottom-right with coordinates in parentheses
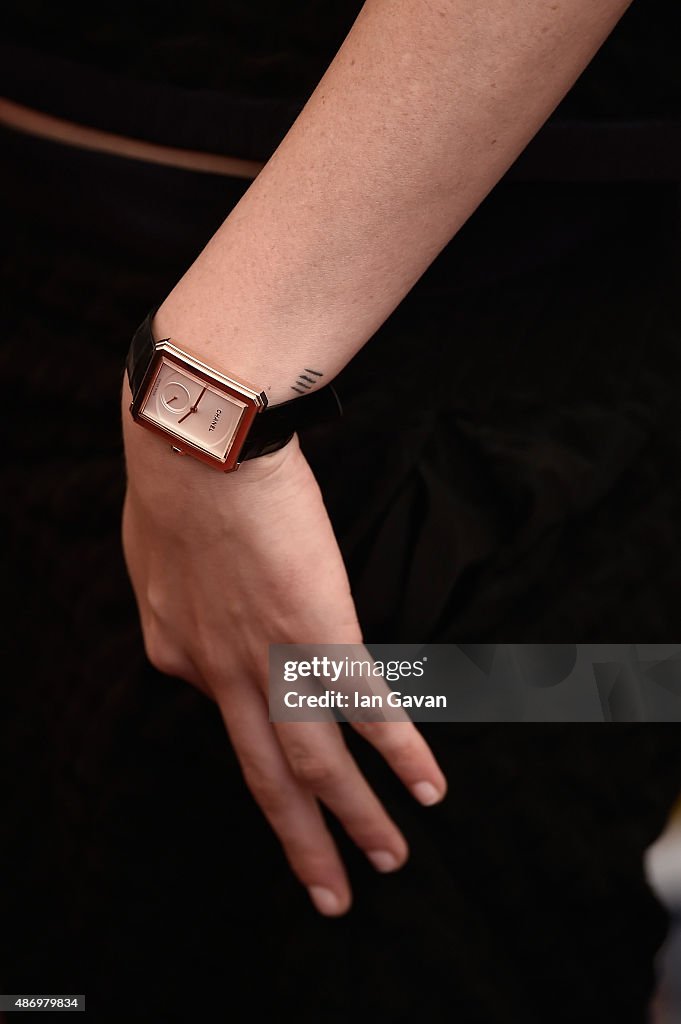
top-left (152, 294), bottom-right (333, 410)
top-left (122, 373), bottom-right (300, 482)
top-left (125, 300), bottom-right (344, 476)
top-left (124, 300), bottom-right (343, 478)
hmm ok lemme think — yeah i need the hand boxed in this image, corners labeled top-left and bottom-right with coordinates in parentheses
top-left (121, 378), bottom-right (447, 915)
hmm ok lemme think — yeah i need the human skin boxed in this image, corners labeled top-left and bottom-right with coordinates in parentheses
top-left (123, 0), bottom-right (632, 915)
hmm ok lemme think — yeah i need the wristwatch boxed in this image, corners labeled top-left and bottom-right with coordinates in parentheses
top-left (126, 308), bottom-right (342, 472)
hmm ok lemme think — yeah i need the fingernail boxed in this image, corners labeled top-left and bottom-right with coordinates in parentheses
top-left (367, 850), bottom-right (401, 873)
top-left (308, 886), bottom-right (343, 916)
top-left (411, 781), bottom-right (442, 806)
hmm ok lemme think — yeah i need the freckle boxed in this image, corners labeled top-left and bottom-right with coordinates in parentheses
top-left (491, 139), bottom-right (497, 145)
top-left (350, 58), bottom-right (355, 66)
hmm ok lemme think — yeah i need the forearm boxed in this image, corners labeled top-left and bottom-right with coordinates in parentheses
top-left (155, 0), bottom-right (631, 404)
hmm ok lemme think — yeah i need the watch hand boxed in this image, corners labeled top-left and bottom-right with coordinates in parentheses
top-left (177, 386), bottom-right (207, 425)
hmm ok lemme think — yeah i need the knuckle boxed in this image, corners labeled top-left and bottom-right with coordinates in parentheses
top-left (357, 721), bottom-right (420, 765)
top-left (386, 737), bottom-right (420, 772)
top-left (285, 843), bottom-right (335, 880)
top-left (241, 762), bottom-right (282, 814)
top-left (144, 583), bottom-right (174, 625)
top-left (143, 620), bottom-right (187, 679)
top-left (287, 748), bottom-right (337, 790)
top-left (342, 812), bottom-right (394, 848)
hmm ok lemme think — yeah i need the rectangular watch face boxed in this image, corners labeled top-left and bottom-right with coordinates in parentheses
top-left (137, 353), bottom-right (254, 465)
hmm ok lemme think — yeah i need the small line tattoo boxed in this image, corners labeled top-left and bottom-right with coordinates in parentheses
top-left (290, 366), bottom-right (324, 396)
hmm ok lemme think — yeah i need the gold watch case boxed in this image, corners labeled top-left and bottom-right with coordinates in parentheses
top-left (129, 339), bottom-right (268, 472)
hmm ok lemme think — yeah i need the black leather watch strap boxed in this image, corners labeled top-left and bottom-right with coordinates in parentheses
top-left (127, 308), bottom-right (343, 462)
top-left (126, 309), bottom-right (157, 400)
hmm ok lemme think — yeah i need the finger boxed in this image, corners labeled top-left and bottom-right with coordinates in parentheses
top-left (351, 719), bottom-right (448, 807)
top-left (267, 640), bottom-right (446, 806)
top-left (215, 681), bottom-right (352, 917)
top-left (275, 720), bottom-right (409, 873)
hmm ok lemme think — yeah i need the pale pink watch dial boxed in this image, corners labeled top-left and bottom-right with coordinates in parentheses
top-left (139, 358), bottom-right (247, 459)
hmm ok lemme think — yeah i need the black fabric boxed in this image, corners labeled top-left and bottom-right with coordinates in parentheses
top-left (2, 1), bottom-right (681, 175)
top-left (2, 119), bottom-right (681, 1022)
top-left (3, 0), bottom-right (680, 110)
